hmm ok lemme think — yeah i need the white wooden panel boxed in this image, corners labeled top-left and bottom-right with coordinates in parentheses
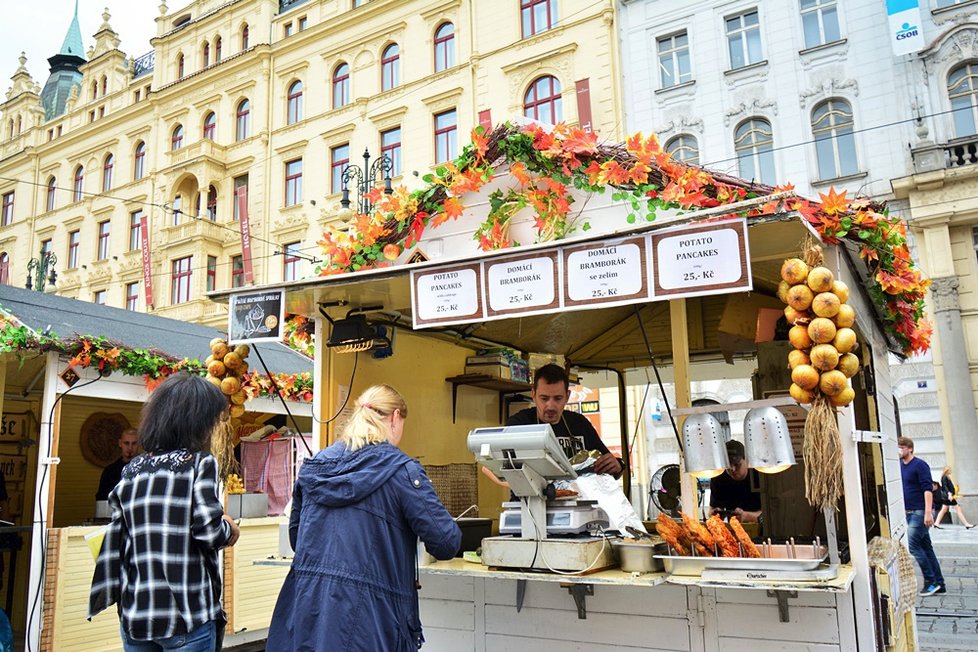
top-left (419, 597), bottom-right (475, 631)
top-left (485, 605), bottom-right (690, 650)
top-left (422, 628), bottom-right (475, 650)
top-left (485, 634), bottom-right (668, 651)
top-left (419, 572), bottom-right (476, 601)
top-left (716, 604), bottom-right (841, 644)
top-left (713, 588), bottom-right (837, 608)
top-left (483, 577), bottom-right (689, 618)
top-left (716, 638), bottom-right (839, 652)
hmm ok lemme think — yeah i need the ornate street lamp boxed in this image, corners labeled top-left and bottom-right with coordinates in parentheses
top-left (26, 250), bottom-right (58, 292)
top-left (340, 147), bottom-right (394, 214)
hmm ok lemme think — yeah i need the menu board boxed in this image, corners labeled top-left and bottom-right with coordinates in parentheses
top-left (563, 237), bottom-right (649, 308)
top-left (651, 219), bottom-right (751, 298)
top-left (485, 252), bottom-right (560, 317)
top-left (411, 263), bottom-right (483, 327)
top-left (228, 289), bottom-right (286, 344)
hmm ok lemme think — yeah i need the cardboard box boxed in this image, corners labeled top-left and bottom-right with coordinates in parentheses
top-left (527, 352), bottom-right (566, 377)
top-left (465, 362), bottom-right (511, 379)
top-left (717, 294), bottom-right (784, 363)
top-left (227, 493), bottom-right (268, 519)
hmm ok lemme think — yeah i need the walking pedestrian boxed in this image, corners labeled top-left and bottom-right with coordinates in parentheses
top-left (267, 384), bottom-right (461, 651)
top-left (899, 436), bottom-right (945, 596)
top-left (89, 372), bottom-right (240, 651)
top-left (935, 465), bottom-right (975, 529)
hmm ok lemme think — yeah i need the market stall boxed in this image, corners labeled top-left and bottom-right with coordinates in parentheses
top-left (0, 286), bottom-right (314, 651)
top-left (211, 122), bottom-right (929, 651)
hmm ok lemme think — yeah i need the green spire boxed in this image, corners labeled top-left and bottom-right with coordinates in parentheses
top-left (59, 0), bottom-right (85, 59)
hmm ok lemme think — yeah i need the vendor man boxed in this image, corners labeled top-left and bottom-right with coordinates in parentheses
top-left (507, 364), bottom-right (623, 478)
top-left (709, 439), bottom-right (762, 524)
top-left (96, 428), bottom-right (139, 501)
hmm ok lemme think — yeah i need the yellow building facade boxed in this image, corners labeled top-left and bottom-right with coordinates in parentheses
top-left (0, 0), bottom-right (622, 328)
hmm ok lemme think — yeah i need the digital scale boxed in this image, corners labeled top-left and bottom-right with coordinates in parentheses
top-left (498, 499), bottom-right (609, 536)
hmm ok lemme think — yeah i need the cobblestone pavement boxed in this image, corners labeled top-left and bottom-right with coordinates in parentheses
top-left (915, 524), bottom-right (978, 652)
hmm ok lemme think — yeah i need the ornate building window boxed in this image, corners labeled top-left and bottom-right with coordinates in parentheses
top-left (97, 220), bottom-right (111, 260)
top-left (171, 124), bottom-right (184, 150)
top-left (331, 144), bottom-right (350, 194)
top-left (523, 76), bottom-right (562, 124)
top-left (382, 44), bottom-right (400, 91)
top-left (734, 117), bottom-right (775, 185)
top-left (726, 10), bottom-right (763, 69)
top-left (134, 141), bottom-right (146, 180)
top-left (434, 22), bottom-right (455, 72)
top-left (285, 159), bottom-right (303, 206)
top-left (948, 62), bottom-right (978, 137)
top-left (203, 112), bottom-right (216, 140)
top-left (382, 127), bottom-right (402, 176)
top-left (434, 109), bottom-right (457, 163)
top-left (241, 24), bottom-right (250, 50)
top-left (333, 63), bottom-right (351, 108)
top-left (521, 0), bottom-right (557, 38)
top-left (658, 31), bottom-right (692, 88)
top-left (236, 99), bottom-right (251, 140)
top-left (800, 0), bottom-right (840, 49)
top-left (812, 98), bottom-right (857, 179)
top-left (665, 134), bottom-right (700, 165)
top-left (171, 256), bottom-right (192, 304)
top-left (283, 241), bottom-right (301, 281)
top-left (73, 165), bottom-right (85, 202)
top-left (287, 81), bottom-right (303, 124)
top-left (102, 154), bottom-right (114, 192)
top-left (46, 177), bottom-right (57, 211)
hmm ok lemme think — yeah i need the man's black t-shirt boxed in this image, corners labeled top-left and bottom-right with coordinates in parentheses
top-left (96, 457), bottom-right (127, 501)
top-left (709, 469), bottom-right (762, 512)
top-left (506, 408), bottom-right (611, 460)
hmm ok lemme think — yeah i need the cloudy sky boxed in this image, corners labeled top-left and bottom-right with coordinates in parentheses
top-left (1, 1), bottom-right (158, 85)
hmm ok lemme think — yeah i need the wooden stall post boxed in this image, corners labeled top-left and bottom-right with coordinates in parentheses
top-left (669, 299), bottom-right (697, 515)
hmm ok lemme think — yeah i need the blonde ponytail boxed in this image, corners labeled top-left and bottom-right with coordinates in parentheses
top-left (341, 385), bottom-right (408, 451)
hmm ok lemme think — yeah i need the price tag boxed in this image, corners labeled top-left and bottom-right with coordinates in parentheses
top-left (485, 253), bottom-right (559, 317)
top-left (412, 263), bottom-right (483, 327)
top-left (651, 219), bottom-right (751, 298)
top-left (564, 237), bottom-right (649, 307)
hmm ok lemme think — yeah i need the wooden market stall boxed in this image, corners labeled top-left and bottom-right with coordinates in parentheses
top-left (0, 285), bottom-right (313, 651)
top-left (210, 123), bottom-right (931, 651)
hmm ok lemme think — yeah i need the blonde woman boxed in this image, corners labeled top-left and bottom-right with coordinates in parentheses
top-left (268, 385), bottom-right (461, 651)
top-left (935, 466), bottom-right (974, 529)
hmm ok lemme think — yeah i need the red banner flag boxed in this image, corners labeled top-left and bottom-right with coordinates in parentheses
top-left (140, 215), bottom-right (154, 308)
top-left (236, 185), bottom-right (254, 285)
top-left (478, 109), bottom-right (492, 132)
top-left (575, 79), bottom-right (593, 134)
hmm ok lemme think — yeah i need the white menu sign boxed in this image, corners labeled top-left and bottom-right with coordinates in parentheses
top-left (485, 253), bottom-right (559, 316)
top-left (564, 238), bottom-right (648, 306)
top-left (412, 264), bottom-right (483, 326)
top-left (651, 219), bottom-right (751, 298)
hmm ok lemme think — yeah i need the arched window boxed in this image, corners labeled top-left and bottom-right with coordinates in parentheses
top-left (236, 99), bottom-right (251, 141)
top-left (287, 81), bottom-right (303, 124)
top-left (207, 185), bottom-right (218, 221)
top-left (91, 80), bottom-right (98, 99)
top-left (949, 62), bottom-right (978, 137)
top-left (734, 117), bottom-right (776, 185)
top-left (5, 119), bottom-right (12, 139)
top-left (434, 22), bottom-right (455, 72)
top-left (15, 115), bottom-right (21, 135)
top-left (133, 141), bottom-right (146, 180)
top-left (202, 41), bottom-right (210, 67)
top-left (73, 165), bottom-right (85, 202)
top-left (46, 177), bottom-right (57, 211)
top-left (523, 75), bottom-right (562, 124)
top-left (381, 44), bottom-right (400, 91)
top-left (171, 124), bottom-right (184, 150)
top-left (102, 154), bottom-right (114, 192)
top-left (0, 252), bottom-right (8, 285)
top-left (215, 36), bottom-right (223, 62)
top-left (812, 98), bottom-right (857, 180)
top-left (665, 134), bottom-right (700, 165)
top-left (101, 75), bottom-right (107, 95)
top-left (332, 63), bottom-right (350, 109)
top-left (203, 111), bottom-right (217, 140)
top-left (177, 53), bottom-right (185, 79)
top-left (241, 24), bottom-right (250, 50)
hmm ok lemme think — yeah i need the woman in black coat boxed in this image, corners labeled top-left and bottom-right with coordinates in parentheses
top-left (935, 466), bottom-right (974, 529)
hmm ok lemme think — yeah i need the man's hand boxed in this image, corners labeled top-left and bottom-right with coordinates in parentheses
top-left (593, 453), bottom-right (622, 477)
top-left (924, 511), bottom-right (934, 528)
top-left (733, 508), bottom-right (761, 524)
top-left (224, 514), bottom-right (241, 547)
top-left (480, 465), bottom-right (510, 489)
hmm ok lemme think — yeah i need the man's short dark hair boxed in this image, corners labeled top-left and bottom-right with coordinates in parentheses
top-left (725, 439), bottom-right (745, 462)
top-left (898, 436), bottom-right (914, 451)
top-left (139, 373), bottom-right (227, 453)
top-left (533, 364), bottom-right (569, 390)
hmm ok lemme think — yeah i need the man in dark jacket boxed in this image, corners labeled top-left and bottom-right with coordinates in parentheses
top-left (900, 436), bottom-right (945, 596)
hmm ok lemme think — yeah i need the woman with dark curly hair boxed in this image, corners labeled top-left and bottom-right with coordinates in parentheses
top-left (89, 372), bottom-right (240, 651)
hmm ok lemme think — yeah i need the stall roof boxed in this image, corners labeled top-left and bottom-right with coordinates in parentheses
top-left (0, 285), bottom-right (311, 374)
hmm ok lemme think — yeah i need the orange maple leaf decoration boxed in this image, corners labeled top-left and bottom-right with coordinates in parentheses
top-left (818, 187), bottom-right (849, 215)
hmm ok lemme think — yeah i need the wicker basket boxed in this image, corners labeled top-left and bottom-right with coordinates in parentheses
top-left (424, 463), bottom-right (479, 517)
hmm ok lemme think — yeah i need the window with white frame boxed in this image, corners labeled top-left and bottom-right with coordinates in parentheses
top-left (812, 98), bottom-right (857, 180)
top-left (734, 117), bottom-right (776, 185)
top-left (800, 0), bottom-right (840, 49)
top-left (949, 62), bottom-right (978, 137)
top-left (657, 31), bottom-right (692, 88)
top-left (726, 10), bottom-right (763, 69)
top-left (665, 134), bottom-right (700, 165)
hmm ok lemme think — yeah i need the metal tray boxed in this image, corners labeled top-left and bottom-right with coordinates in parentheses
top-left (655, 544), bottom-right (828, 576)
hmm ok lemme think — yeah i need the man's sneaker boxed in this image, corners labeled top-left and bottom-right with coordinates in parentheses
top-left (920, 584), bottom-right (940, 596)
top-left (935, 586), bottom-right (947, 594)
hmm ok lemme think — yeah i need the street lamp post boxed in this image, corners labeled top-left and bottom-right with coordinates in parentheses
top-left (26, 250), bottom-right (57, 292)
top-left (340, 147), bottom-right (394, 214)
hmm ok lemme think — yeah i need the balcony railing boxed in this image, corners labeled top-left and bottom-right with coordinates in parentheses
top-left (280, 0), bottom-right (312, 11)
top-left (132, 51), bottom-right (155, 79)
top-left (945, 136), bottom-right (978, 168)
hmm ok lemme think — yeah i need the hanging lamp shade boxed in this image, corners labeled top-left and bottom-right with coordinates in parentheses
top-left (744, 406), bottom-right (796, 474)
top-left (681, 413), bottom-right (728, 479)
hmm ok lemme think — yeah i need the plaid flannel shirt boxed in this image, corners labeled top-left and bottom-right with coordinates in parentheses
top-left (89, 449), bottom-right (231, 641)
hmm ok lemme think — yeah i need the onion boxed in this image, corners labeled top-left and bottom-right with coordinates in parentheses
top-left (790, 383), bottom-right (815, 404)
top-left (223, 352), bottom-right (242, 371)
top-left (777, 280), bottom-right (791, 303)
top-left (833, 328), bottom-right (858, 354)
top-left (807, 267), bottom-right (835, 293)
top-left (205, 375), bottom-right (223, 389)
top-left (788, 349), bottom-right (811, 368)
top-left (819, 370), bottom-right (848, 396)
top-left (784, 306), bottom-right (810, 325)
top-left (811, 292), bottom-right (841, 318)
top-left (837, 353), bottom-right (860, 378)
top-left (211, 342), bottom-right (230, 358)
top-left (831, 281), bottom-right (850, 303)
top-left (810, 344), bottom-right (840, 371)
top-left (221, 376), bottom-right (242, 395)
top-left (830, 386), bottom-right (856, 407)
top-left (207, 360), bottom-right (226, 377)
top-left (787, 285), bottom-right (815, 311)
top-left (230, 403), bottom-right (246, 418)
top-left (834, 304), bottom-right (855, 328)
top-left (792, 364), bottom-right (820, 390)
top-left (808, 317), bottom-right (837, 344)
top-left (782, 258), bottom-right (810, 285)
top-left (789, 324), bottom-right (813, 350)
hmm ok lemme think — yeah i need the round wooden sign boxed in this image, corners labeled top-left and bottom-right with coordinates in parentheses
top-left (80, 412), bottom-right (132, 468)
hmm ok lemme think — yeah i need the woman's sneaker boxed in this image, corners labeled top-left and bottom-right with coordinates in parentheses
top-left (920, 585), bottom-right (940, 596)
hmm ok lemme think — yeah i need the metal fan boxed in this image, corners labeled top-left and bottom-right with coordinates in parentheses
top-left (649, 464), bottom-right (682, 517)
